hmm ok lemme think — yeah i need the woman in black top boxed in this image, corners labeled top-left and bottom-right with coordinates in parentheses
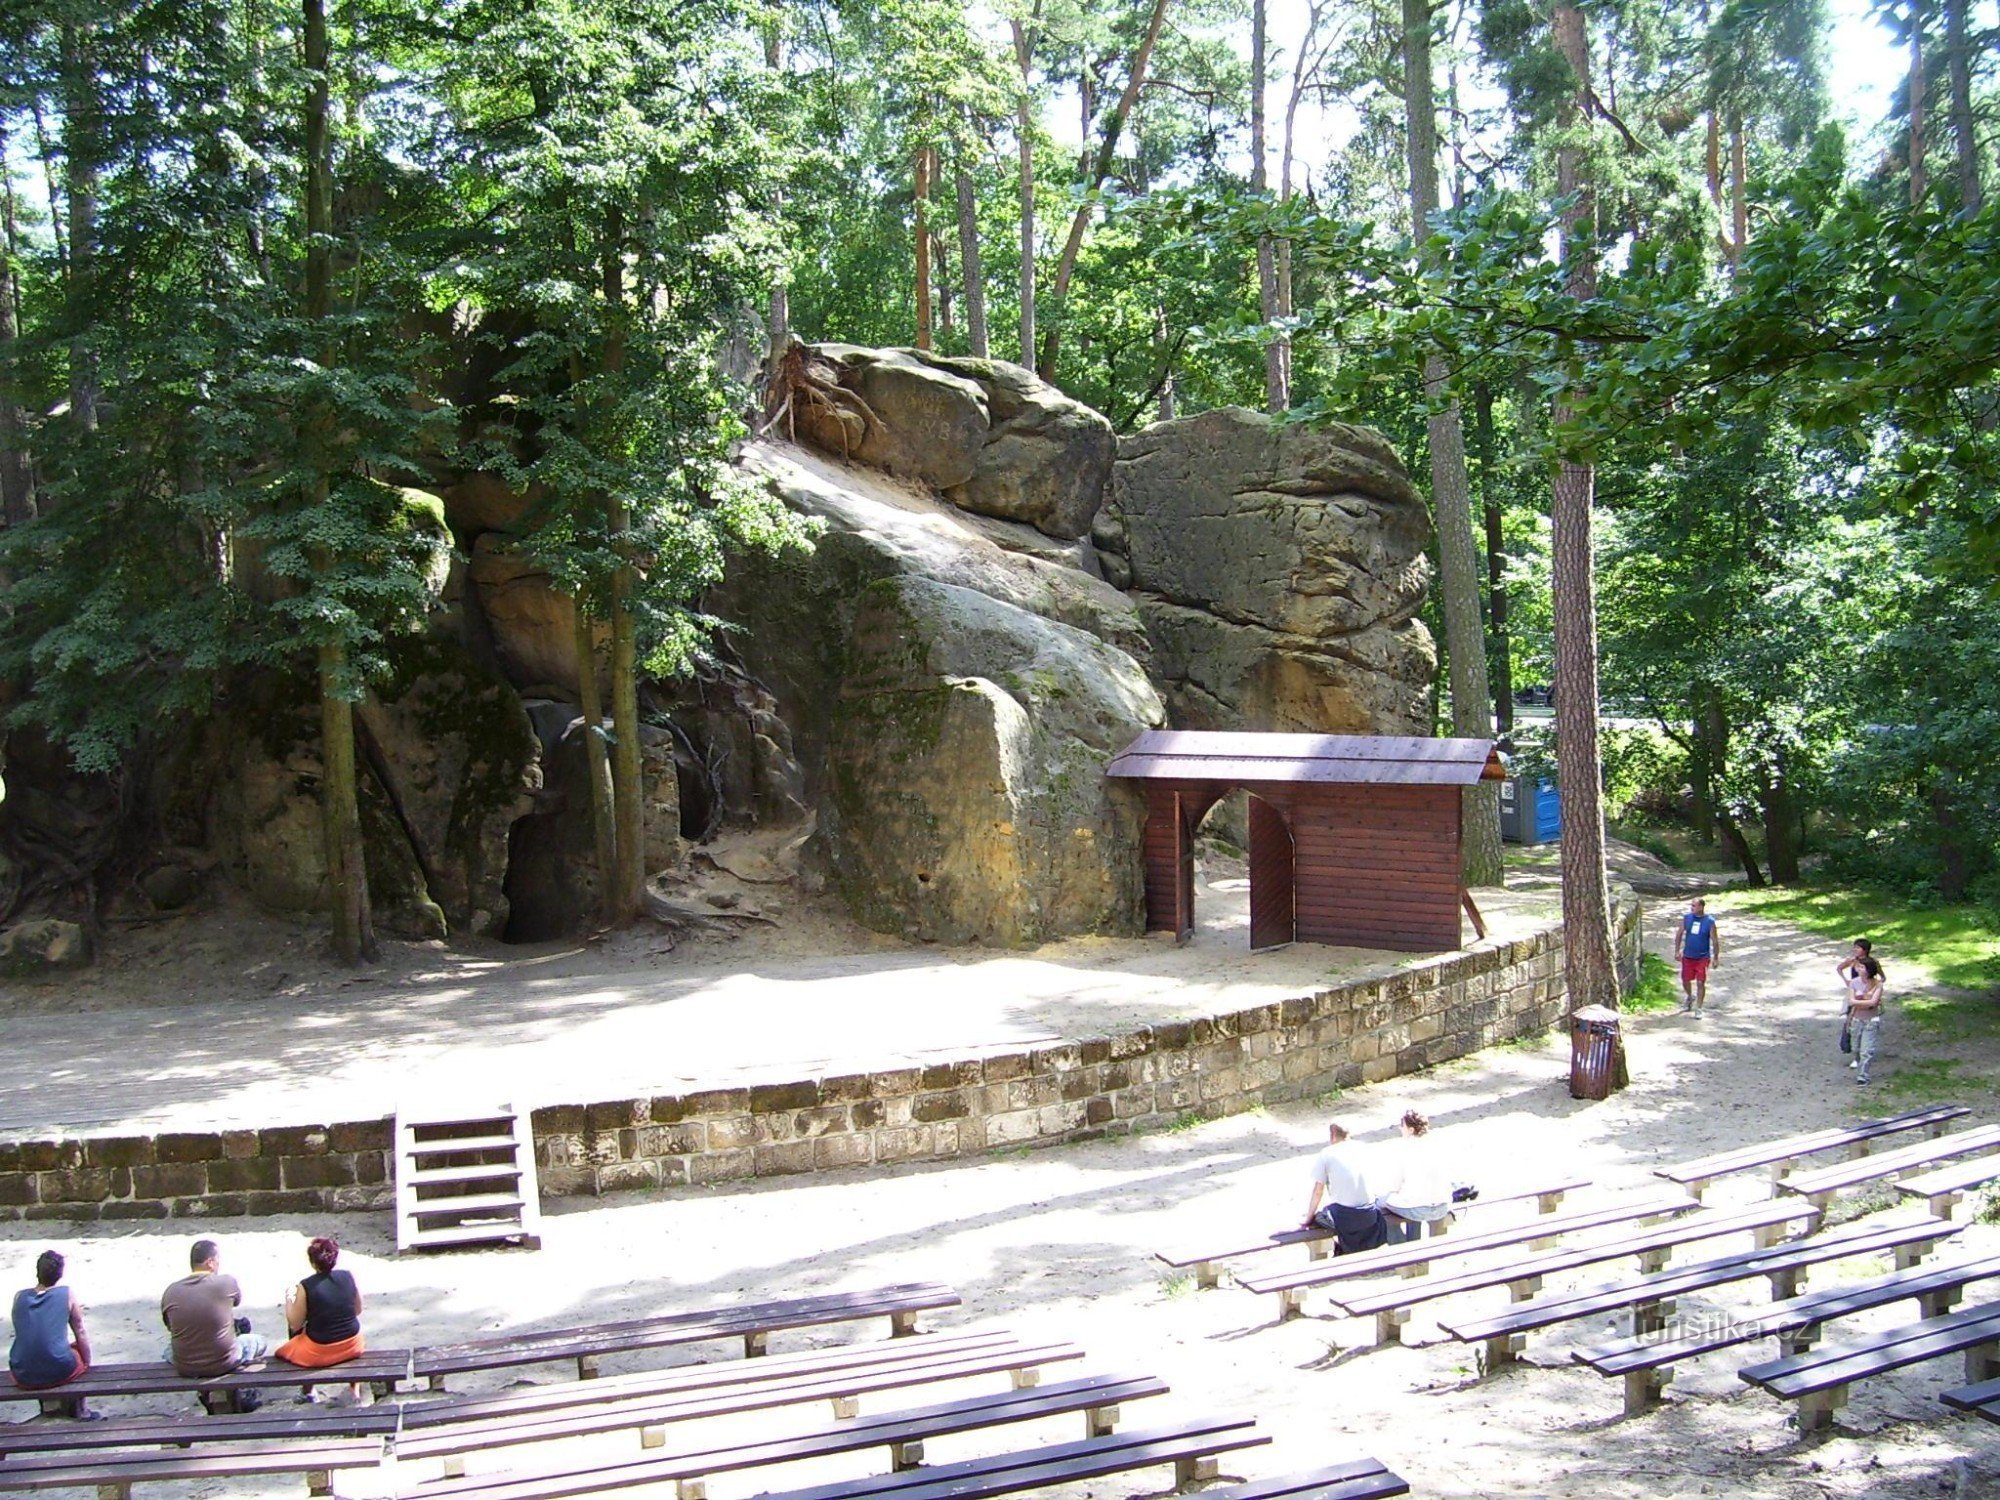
top-left (275, 1236), bottom-right (365, 1379)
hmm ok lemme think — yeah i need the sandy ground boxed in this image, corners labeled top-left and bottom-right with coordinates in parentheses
top-left (7, 902), bottom-right (2000, 1498)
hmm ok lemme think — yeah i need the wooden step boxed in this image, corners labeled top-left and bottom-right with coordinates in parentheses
top-left (408, 1132), bottom-right (521, 1155)
top-left (404, 1219), bottom-right (541, 1251)
top-left (397, 1102), bottom-right (542, 1253)
top-left (410, 1191), bottom-right (530, 1216)
top-left (404, 1161), bottom-right (525, 1187)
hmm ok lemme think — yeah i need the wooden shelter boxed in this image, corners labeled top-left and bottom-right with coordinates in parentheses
top-left (1106, 730), bottom-right (1506, 953)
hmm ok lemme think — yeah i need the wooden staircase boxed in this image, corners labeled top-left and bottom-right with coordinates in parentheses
top-left (395, 1104), bottom-right (543, 1253)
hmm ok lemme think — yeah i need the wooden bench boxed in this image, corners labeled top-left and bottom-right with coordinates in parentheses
top-left (1740, 1295), bottom-right (2000, 1432)
top-left (0, 1406), bottom-right (399, 1460)
top-left (1939, 1370), bottom-right (2000, 1422)
top-left (1239, 1190), bottom-right (1698, 1321)
top-left (408, 1373), bottom-right (1170, 1500)
top-left (1321, 1195), bottom-right (1820, 1353)
top-left (411, 1282), bottom-right (958, 1385)
top-left (1656, 1105), bottom-right (1970, 1200)
top-left (1156, 1174), bottom-right (1589, 1289)
top-left (1195, 1463), bottom-right (1408, 1500)
top-left (0, 1350), bottom-right (414, 1410)
top-left (395, 1331), bottom-right (1085, 1471)
top-left (1439, 1210), bottom-right (1963, 1383)
top-left (1896, 1154), bottom-right (2000, 1219)
top-left (0, 1437), bottom-right (384, 1499)
top-left (1578, 1246), bottom-right (2000, 1414)
top-left (1780, 1123), bottom-right (2000, 1212)
top-left (732, 1420), bottom-right (1271, 1500)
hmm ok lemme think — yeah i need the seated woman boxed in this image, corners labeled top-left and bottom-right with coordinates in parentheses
top-left (274, 1237), bottom-right (364, 1384)
top-left (1380, 1111), bottom-right (1455, 1245)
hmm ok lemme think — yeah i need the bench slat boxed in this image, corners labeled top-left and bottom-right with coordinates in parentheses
top-left (1579, 1249), bottom-right (2000, 1377)
top-left (0, 1352), bottom-right (413, 1403)
top-left (0, 1407), bottom-right (399, 1458)
top-left (1940, 1373), bottom-right (2000, 1412)
top-left (413, 1373), bottom-right (1171, 1500)
top-left (1741, 1298), bottom-right (2000, 1397)
top-left (1330, 1197), bottom-right (1818, 1319)
top-left (1239, 1191), bottom-right (1697, 1296)
top-left (412, 1284), bottom-right (958, 1378)
top-left (0, 1438), bottom-right (383, 1489)
top-left (1658, 1106), bottom-right (1970, 1185)
top-left (1896, 1154), bottom-right (2000, 1200)
top-left (1445, 1212), bottom-right (1961, 1346)
top-left (1782, 1125), bottom-right (2000, 1201)
top-left (1196, 1462), bottom-right (1408, 1500)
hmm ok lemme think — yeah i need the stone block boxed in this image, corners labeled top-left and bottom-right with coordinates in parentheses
top-left (982, 1050), bottom-right (1033, 1082)
top-left (984, 1109), bottom-right (1044, 1146)
top-left (1398, 1043), bottom-right (1431, 1072)
top-left (245, 1190), bottom-right (322, 1215)
top-left (659, 1157), bottom-right (691, 1188)
top-left (208, 1157), bottom-right (281, 1192)
top-left (943, 1119), bottom-right (979, 1152)
top-left (920, 1060), bottom-right (982, 1090)
top-left (869, 1069), bottom-right (922, 1098)
top-left (0, 1175), bottom-right (36, 1206)
top-left (327, 1120), bottom-right (392, 1154)
top-left (100, 1200), bottom-right (171, 1221)
top-left (1079, 1037), bottom-right (1113, 1066)
top-left (1109, 1028), bottom-right (1153, 1061)
top-left (259, 1126), bottom-right (329, 1158)
top-left (648, 1095), bottom-right (693, 1124)
top-left (280, 1155), bottom-right (357, 1191)
top-left (15, 1141), bottom-right (82, 1172)
top-left (595, 1159), bottom-right (661, 1195)
top-left (532, 1105), bottom-right (586, 1134)
top-left (1152, 1020), bottom-right (1191, 1051)
top-left (1005, 1078), bottom-right (1058, 1111)
top-left (1059, 1070), bottom-right (1097, 1103)
top-left (1242, 1056), bottom-right (1283, 1089)
top-left (704, 1117), bottom-right (755, 1152)
top-left (1279, 997), bottom-right (1313, 1027)
top-left (538, 1133), bottom-right (585, 1168)
top-left (819, 1072), bottom-right (875, 1105)
top-left (1347, 1033), bottom-right (1381, 1064)
top-left (328, 1185), bottom-right (393, 1212)
top-left (1030, 1042), bottom-right (1083, 1075)
top-left (1333, 1062), bottom-right (1365, 1089)
top-left (35, 1167), bottom-right (121, 1203)
top-left (637, 1124), bottom-right (706, 1157)
top-left (873, 1127), bottom-right (935, 1163)
top-left (850, 1100), bottom-right (888, 1130)
top-left (913, 1090), bottom-right (969, 1123)
top-left (1197, 1068), bottom-right (1241, 1103)
top-left (354, 1152), bottom-right (387, 1186)
top-left (1038, 1102), bottom-right (1087, 1136)
top-left (754, 1141), bottom-right (817, 1176)
top-left (588, 1099), bottom-right (648, 1131)
top-left (690, 1149), bottom-right (755, 1184)
top-left (1361, 1056), bottom-right (1400, 1084)
top-left (181, 1194), bottom-right (249, 1217)
top-left (84, 1137), bottom-right (156, 1169)
top-left (814, 1134), bottom-right (876, 1170)
top-left (1085, 1097), bottom-right (1114, 1126)
top-left (1111, 1087), bottom-right (1154, 1120)
top-left (1157, 1076), bottom-right (1199, 1110)
top-left (23, 1201), bottom-right (96, 1221)
top-left (130, 1162), bottom-right (208, 1199)
top-left (539, 1165), bottom-right (594, 1195)
top-left (684, 1088), bottom-right (751, 1116)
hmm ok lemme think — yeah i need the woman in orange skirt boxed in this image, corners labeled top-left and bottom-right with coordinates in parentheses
top-left (274, 1237), bottom-right (364, 1397)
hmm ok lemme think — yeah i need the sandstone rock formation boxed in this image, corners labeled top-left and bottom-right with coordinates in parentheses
top-left (0, 918), bottom-right (90, 977)
top-left (1099, 406), bottom-right (1435, 737)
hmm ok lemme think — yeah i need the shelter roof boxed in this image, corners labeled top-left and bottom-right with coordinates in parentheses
top-left (1105, 730), bottom-right (1505, 786)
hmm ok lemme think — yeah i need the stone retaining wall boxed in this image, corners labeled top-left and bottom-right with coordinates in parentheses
top-left (0, 899), bottom-right (1638, 1219)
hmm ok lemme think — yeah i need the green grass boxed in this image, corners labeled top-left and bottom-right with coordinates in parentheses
top-left (1709, 883), bottom-right (2000, 993)
top-left (1872, 1056), bottom-right (1987, 1104)
top-left (1623, 952), bottom-right (1683, 1014)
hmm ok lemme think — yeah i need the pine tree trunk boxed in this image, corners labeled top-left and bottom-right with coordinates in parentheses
top-left (0, 121), bottom-right (32, 530)
top-left (1251, 0), bottom-right (1287, 412)
top-left (1728, 113), bottom-right (1747, 261)
top-left (1011, 18), bottom-right (1036, 366)
top-left (1945, 0), bottom-right (1980, 211)
top-left (914, 146), bottom-right (933, 351)
top-left (955, 151), bottom-right (988, 357)
top-left (59, 23), bottom-right (99, 435)
top-left (1475, 385), bottom-right (1510, 735)
top-left (1910, 0), bottom-right (1928, 204)
top-left (573, 606), bottom-right (617, 921)
top-left (1036, 0), bottom-right (1171, 382)
top-left (763, 27), bottom-right (789, 367)
top-left (1405, 0), bottom-right (1501, 885)
top-left (1687, 682), bottom-right (1718, 844)
top-left (608, 555), bottom-right (645, 920)
top-left (1551, 0), bottom-right (1617, 1011)
top-left (318, 645), bottom-right (376, 963)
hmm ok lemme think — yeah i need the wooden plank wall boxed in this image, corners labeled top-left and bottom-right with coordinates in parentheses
top-left (1267, 783), bottom-right (1462, 952)
top-left (1141, 785), bottom-right (1190, 935)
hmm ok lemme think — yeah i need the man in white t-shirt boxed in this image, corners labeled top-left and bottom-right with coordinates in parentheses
top-left (1302, 1122), bottom-right (1388, 1254)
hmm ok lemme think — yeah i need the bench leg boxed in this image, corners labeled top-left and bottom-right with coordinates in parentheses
top-left (1752, 1223), bottom-right (1790, 1251)
top-left (306, 1472), bottom-right (332, 1498)
top-left (1778, 1323), bottom-right (1822, 1359)
top-left (1632, 1299), bottom-right (1671, 1337)
top-left (1375, 1308), bottom-right (1408, 1346)
top-left (1767, 1268), bottom-right (1803, 1300)
top-left (1084, 1403), bottom-right (1120, 1438)
top-left (1276, 1289), bottom-right (1304, 1323)
top-left (1636, 1248), bottom-right (1669, 1274)
top-left (1895, 1241), bottom-right (1937, 1271)
top-left (428, 1374), bottom-right (447, 1392)
top-left (443, 1457), bottom-right (467, 1479)
top-left (1918, 1288), bottom-right (1965, 1320)
top-left (1481, 1335), bottom-right (1522, 1373)
top-left (1688, 1178), bottom-right (1712, 1204)
top-left (1427, 1216), bottom-right (1451, 1238)
top-left (1194, 1261), bottom-right (1221, 1290)
top-left (642, 1425), bottom-right (667, 1448)
top-left (1508, 1276), bottom-right (1543, 1303)
top-left (1010, 1366), bottom-right (1042, 1390)
top-left (831, 1395), bottom-right (860, 1419)
top-left (1966, 1341), bottom-right (2000, 1384)
top-left (1398, 1260), bottom-right (1430, 1281)
top-left (1623, 1368), bottom-right (1671, 1415)
top-left (1930, 1192), bottom-right (1962, 1221)
top-left (743, 1331), bottom-right (768, 1358)
top-left (889, 1310), bottom-right (919, 1338)
top-left (1174, 1456), bottom-right (1219, 1490)
top-left (1306, 1239), bottom-right (1330, 1263)
top-left (577, 1355), bottom-right (600, 1379)
top-left (1538, 1190), bottom-right (1567, 1215)
top-left (678, 1480), bottom-right (708, 1500)
top-left (95, 1485), bottom-right (132, 1500)
top-left (1795, 1385), bottom-right (1846, 1434)
top-left (890, 1441), bottom-right (926, 1472)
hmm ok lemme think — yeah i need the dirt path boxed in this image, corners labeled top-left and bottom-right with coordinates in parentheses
top-left (7, 900), bottom-right (2000, 1497)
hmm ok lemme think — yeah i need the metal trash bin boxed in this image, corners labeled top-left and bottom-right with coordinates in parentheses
top-left (1569, 1004), bottom-right (1629, 1100)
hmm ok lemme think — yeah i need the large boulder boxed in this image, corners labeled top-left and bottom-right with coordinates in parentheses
top-left (1101, 407), bottom-right (1435, 736)
top-left (468, 534), bottom-right (589, 695)
top-left (0, 918), bottom-right (91, 978)
top-left (826, 578), bottom-right (1161, 945)
top-left (785, 344), bottom-right (1114, 540)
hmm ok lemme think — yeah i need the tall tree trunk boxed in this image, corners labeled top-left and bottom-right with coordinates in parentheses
top-left (1932, 781), bottom-right (1968, 900)
top-left (1036, 0), bottom-right (1172, 383)
top-left (1687, 681), bottom-right (1720, 844)
top-left (1760, 755), bottom-right (1801, 884)
top-left (302, 0), bottom-right (373, 964)
top-left (763, 25), bottom-right (789, 370)
top-left (573, 606), bottom-right (617, 921)
top-left (60, 22), bottom-right (99, 435)
top-left (0, 122), bottom-right (32, 530)
top-left (1945, 0), bottom-right (1981, 211)
top-left (1405, 0), bottom-right (1501, 884)
top-left (1474, 385), bottom-right (1510, 735)
top-left (1251, 0), bottom-right (1287, 411)
top-left (955, 147), bottom-right (989, 357)
top-left (914, 145), bottom-right (933, 351)
top-left (1011, 17), bottom-right (1037, 366)
top-left (1717, 808), bottom-right (1765, 886)
top-left (1910, 0), bottom-right (1928, 204)
top-left (600, 214), bottom-right (646, 922)
top-left (1551, 0), bottom-right (1617, 1010)
top-left (1728, 112), bottom-right (1747, 261)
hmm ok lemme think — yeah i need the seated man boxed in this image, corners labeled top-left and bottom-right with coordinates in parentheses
top-left (1302, 1120), bottom-right (1388, 1254)
top-left (162, 1238), bottom-right (271, 1409)
top-left (8, 1249), bottom-right (98, 1419)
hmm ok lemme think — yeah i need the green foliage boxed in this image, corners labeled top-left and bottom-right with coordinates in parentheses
top-left (1710, 884), bottom-right (2000, 993)
top-left (1623, 952), bottom-right (1682, 1013)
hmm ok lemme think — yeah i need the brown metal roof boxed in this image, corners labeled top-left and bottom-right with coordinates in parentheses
top-left (1105, 730), bottom-right (1505, 786)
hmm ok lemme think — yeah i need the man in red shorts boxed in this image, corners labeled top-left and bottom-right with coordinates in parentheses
top-left (1674, 897), bottom-right (1721, 1013)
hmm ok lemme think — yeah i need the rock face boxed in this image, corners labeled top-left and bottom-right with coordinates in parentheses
top-left (787, 344), bottom-right (1114, 540)
top-left (722, 437), bottom-right (1162, 944)
top-left (0, 918), bottom-right (91, 977)
top-left (1100, 406), bottom-right (1435, 737)
top-left (469, 535), bottom-right (595, 696)
top-left (827, 578), bottom-right (1159, 945)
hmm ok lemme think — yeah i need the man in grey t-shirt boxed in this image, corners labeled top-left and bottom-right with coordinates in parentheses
top-left (161, 1239), bottom-right (270, 1379)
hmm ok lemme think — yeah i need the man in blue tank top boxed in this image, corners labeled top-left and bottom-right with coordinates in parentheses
top-left (8, 1249), bottom-right (98, 1419)
top-left (1674, 897), bottom-right (1721, 1013)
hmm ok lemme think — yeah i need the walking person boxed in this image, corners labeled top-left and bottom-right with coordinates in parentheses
top-left (1674, 897), bottom-right (1721, 1013)
top-left (1839, 940), bottom-right (1886, 1085)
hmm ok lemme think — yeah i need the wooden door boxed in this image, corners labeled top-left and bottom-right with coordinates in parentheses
top-left (1248, 795), bottom-right (1296, 950)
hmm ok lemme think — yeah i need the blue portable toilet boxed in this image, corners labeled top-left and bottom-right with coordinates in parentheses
top-left (1498, 776), bottom-right (1561, 844)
